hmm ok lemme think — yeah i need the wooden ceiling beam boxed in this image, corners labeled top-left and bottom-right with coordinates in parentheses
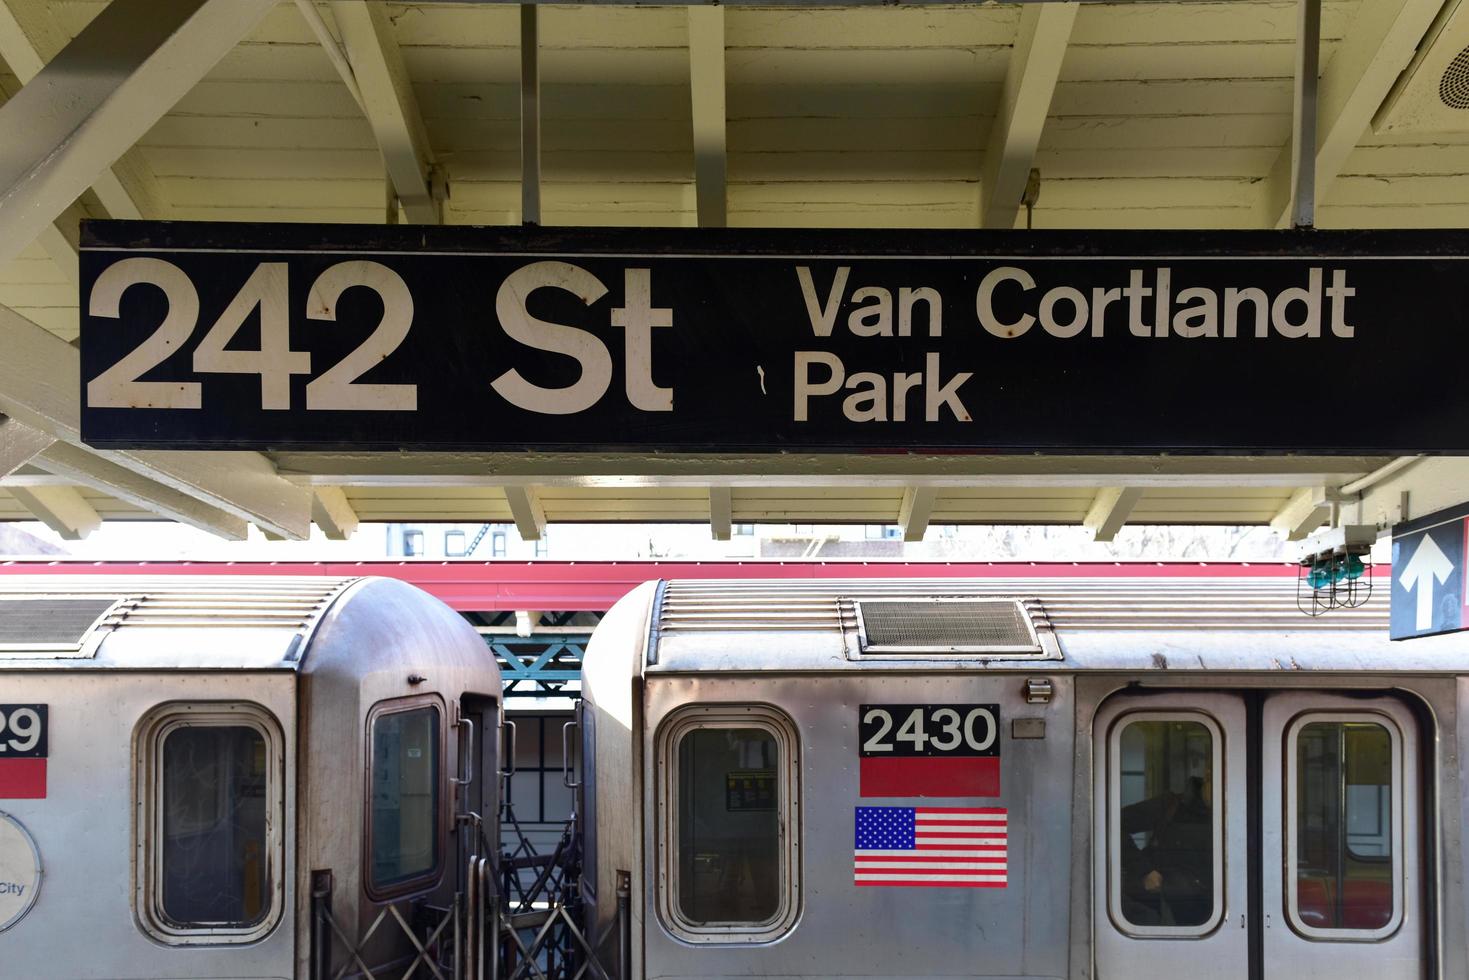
top-left (0, 415), bottom-right (53, 479)
top-left (505, 485), bottom-right (547, 541)
top-left (8, 484), bottom-right (99, 540)
top-left (0, 0), bottom-right (269, 267)
top-left (689, 5), bottom-right (727, 228)
top-left (1270, 486), bottom-right (1333, 541)
top-left (1260, 0), bottom-right (1445, 226)
top-left (899, 486), bottom-right (937, 542)
top-left (276, 452), bottom-right (1385, 490)
top-left (1084, 486), bottom-right (1143, 542)
top-left (709, 485), bottom-right (732, 540)
top-left (329, 1), bottom-right (443, 224)
top-left (979, 2), bottom-right (1078, 229)
top-left (0, 303), bottom-right (309, 539)
top-left (311, 486), bottom-right (360, 541)
top-left (31, 442), bottom-right (247, 539)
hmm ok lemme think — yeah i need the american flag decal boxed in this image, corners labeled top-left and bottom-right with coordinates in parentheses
top-left (854, 806), bottom-right (1008, 888)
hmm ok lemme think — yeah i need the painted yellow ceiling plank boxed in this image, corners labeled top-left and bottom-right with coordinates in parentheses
top-left (726, 7), bottom-right (1018, 49)
top-left (142, 147), bottom-right (386, 181)
top-left (143, 116), bottom-right (377, 150)
top-left (1044, 115), bottom-right (1289, 150)
top-left (1071, 1), bottom-right (1357, 46)
top-left (1062, 40), bottom-right (1342, 82)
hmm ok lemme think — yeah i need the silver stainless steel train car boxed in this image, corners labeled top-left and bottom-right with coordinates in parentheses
top-left (579, 577), bottom-right (1469, 980)
top-left (0, 576), bottom-right (504, 980)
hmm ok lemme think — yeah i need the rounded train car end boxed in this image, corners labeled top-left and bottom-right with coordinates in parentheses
top-left (0, 575), bottom-right (504, 980)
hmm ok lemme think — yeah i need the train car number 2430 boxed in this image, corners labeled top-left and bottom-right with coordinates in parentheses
top-left (859, 703), bottom-right (999, 757)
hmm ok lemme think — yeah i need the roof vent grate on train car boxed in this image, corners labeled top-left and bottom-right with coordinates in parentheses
top-left (854, 598), bottom-right (1043, 656)
top-left (0, 596), bottom-right (121, 655)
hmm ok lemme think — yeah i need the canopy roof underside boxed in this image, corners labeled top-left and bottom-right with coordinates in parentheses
top-left (0, 0), bottom-right (1463, 539)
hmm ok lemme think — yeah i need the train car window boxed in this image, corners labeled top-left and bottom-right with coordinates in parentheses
top-left (657, 705), bottom-right (800, 943)
top-left (1108, 713), bottom-right (1224, 937)
top-left (135, 702), bottom-right (284, 944)
top-left (368, 701), bottom-right (442, 896)
top-left (678, 728), bottom-right (780, 922)
top-left (1287, 715), bottom-right (1402, 940)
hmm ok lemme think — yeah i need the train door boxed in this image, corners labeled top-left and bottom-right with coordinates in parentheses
top-left (1260, 693), bottom-right (1422, 980)
top-left (457, 693), bottom-right (501, 977)
top-left (1093, 691), bottom-right (1426, 980)
top-left (1093, 693), bottom-right (1250, 979)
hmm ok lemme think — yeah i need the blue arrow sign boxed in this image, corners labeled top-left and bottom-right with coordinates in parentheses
top-left (1390, 503), bottom-right (1467, 640)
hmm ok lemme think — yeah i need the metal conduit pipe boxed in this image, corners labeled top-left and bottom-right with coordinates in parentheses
top-left (1340, 456), bottom-right (1426, 497)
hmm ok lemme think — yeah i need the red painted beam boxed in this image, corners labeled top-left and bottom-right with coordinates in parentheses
top-left (0, 559), bottom-right (1382, 613)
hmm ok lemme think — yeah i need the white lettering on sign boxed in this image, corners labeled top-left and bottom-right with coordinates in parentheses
top-left (796, 266), bottom-right (944, 339)
top-left (305, 261), bottom-right (417, 411)
top-left (491, 262), bottom-right (677, 416)
top-left (794, 351), bottom-right (972, 423)
top-left (0, 708), bottom-right (41, 754)
top-left (88, 258), bottom-right (420, 413)
top-left (83, 254), bottom-right (1366, 432)
top-left (860, 706), bottom-right (997, 754)
top-left (975, 265), bottom-right (1356, 341)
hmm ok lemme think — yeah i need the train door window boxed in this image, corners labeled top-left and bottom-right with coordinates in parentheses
top-left (135, 702), bottom-right (284, 944)
top-left (1286, 714), bottom-right (1402, 939)
top-left (367, 699), bottom-right (443, 897)
top-left (657, 705), bottom-right (800, 943)
top-left (1108, 713), bottom-right (1223, 936)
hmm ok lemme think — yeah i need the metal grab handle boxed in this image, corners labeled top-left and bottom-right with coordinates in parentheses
top-left (562, 719), bottom-right (581, 789)
top-left (498, 719), bottom-right (516, 778)
top-left (452, 716), bottom-right (475, 787)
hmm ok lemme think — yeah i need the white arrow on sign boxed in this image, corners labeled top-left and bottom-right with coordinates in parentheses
top-left (1399, 533), bottom-right (1456, 631)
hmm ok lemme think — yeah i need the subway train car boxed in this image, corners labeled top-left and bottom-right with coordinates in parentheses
top-left (0, 575), bottom-right (503, 979)
top-left (579, 577), bottom-right (1467, 980)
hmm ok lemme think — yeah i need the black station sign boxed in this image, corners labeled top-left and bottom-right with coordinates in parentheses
top-left (78, 222), bottom-right (1469, 453)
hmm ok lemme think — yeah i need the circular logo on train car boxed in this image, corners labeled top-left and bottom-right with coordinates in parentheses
top-left (0, 811), bottom-right (41, 932)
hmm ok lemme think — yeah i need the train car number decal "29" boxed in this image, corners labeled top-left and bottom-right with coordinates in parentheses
top-left (858, 704), bottom-right (1000, 798)
top-left (0, 706), bottom-right (48, 800)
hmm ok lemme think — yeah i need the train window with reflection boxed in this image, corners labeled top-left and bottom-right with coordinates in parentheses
top-left (1109, 714), bottom-right (1223, 937)
top-left (659, 706), bottom-right (800, 942)
top-left (368, 701), bottom-right (442, 896)
top-left (1288, 716), bottom-right (1402, 939)
top-left (135, 702), bottom-right (284, 945)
